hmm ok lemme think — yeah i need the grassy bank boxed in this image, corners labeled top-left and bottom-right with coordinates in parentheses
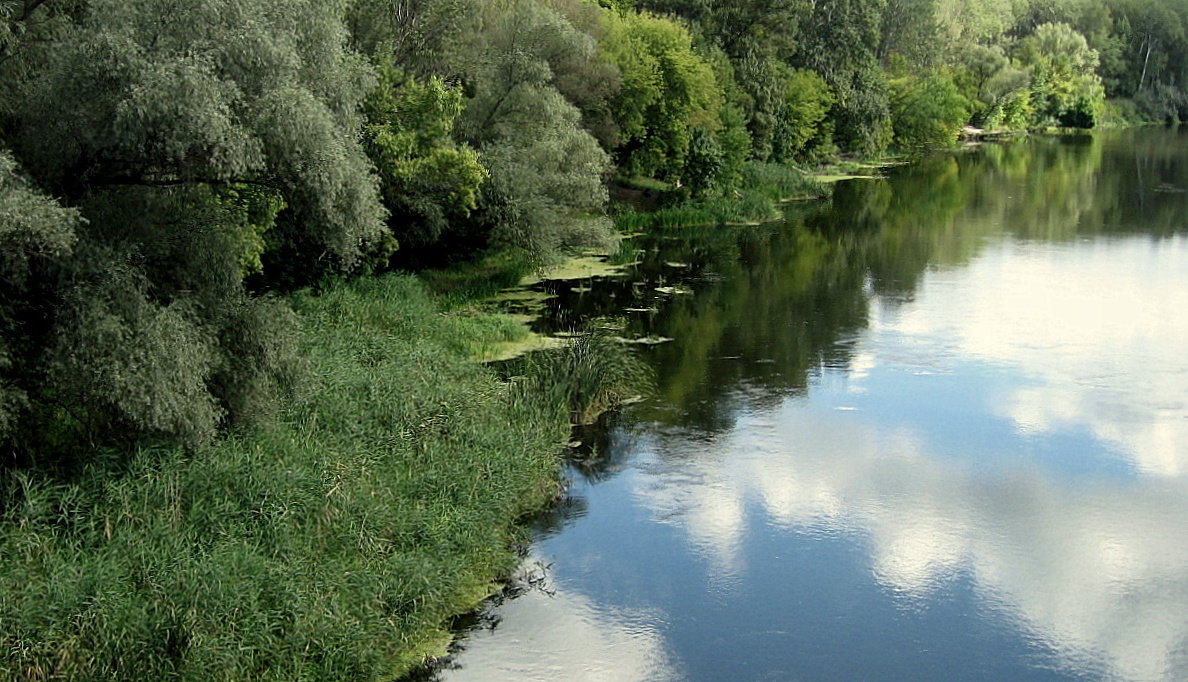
top-left (614, 162), bottom-right (831, 232)
top-left (0, 275), bottom-right (581, 680)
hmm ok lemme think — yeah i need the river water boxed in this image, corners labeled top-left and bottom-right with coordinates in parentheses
top-left (441, 129), bottom-right (1188, 681)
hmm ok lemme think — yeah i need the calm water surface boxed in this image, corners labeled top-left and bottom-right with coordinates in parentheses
top-left (441, 129), bottom-right (1188, 681)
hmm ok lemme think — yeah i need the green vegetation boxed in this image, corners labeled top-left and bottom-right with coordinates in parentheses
top-left (0, 275), bottom-right (571, 680)
top-left (513, 327), bottom-right (654, 425)
top-left (3, 0), bottom-right (1188, 678)
top-left (615, 162), bottom-right (829, 231)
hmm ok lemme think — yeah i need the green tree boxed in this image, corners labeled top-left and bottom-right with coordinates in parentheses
top-left (888, 70), bottom-right (970, 147)
top-left (879, 0), bottom-right (940, 67)
top-left (794, 0), bottom-right (893, 154)
top-left (0, 0), bottom-right (380, 450)
top-left (0, 150), bottom-right (80, 443)
top-left (702, 48), bottom-right (753, 190)
top-left (460, 0), bottom-right (613, 262)
top-left (11, 0), bottom-right (388, 270)
top-left (1015, 22), bottom-right (1106, 127)
top-left (635, 0), bottom-right (806, 60)
top-left (345, 0), bottom-right (480, 76)
top-left (934, 0), bottom-right (1024, 46)
top-left (772, 68), bottom-right (836, 161)
top-left (363, 64), bottom-right (488, 252)
top-left (543, 0), bottom-right (626, 149)
top-left (1111, 0), bottom-right (1188, 117)
top-left (600, 9), bottom-right (721, 180)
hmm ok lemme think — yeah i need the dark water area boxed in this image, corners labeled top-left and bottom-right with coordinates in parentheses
top-left (441, 129), bottom-right (1188, 681)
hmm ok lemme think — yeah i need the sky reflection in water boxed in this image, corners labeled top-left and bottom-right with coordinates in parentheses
top-left (442, 132), bottom-right (1188, 682)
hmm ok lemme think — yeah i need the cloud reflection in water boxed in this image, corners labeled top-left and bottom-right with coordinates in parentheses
top-left (630, 235), bottom-right (1188, 681)
top-left (442, 557), bottom-right (679, 682)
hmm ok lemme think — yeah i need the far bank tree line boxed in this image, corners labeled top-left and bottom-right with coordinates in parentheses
top-left (2, 0), bottom-right (1188, 457)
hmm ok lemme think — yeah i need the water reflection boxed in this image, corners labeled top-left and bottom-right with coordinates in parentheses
top-left (869, 236), bottom-right (1188, 477)
top-left (444, 129), bottom-right (1188, 681)
top-left (631, 386), bottom-right (1188, 680)
top-left (440, 556), bottom-right (679, 681)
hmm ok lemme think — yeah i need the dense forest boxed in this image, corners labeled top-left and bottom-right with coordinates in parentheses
top-left (2, 0), bottom-right (1188, 679)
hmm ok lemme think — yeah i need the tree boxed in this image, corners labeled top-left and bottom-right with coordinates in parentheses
top-left (1015, 22), bottom-right (1106, 127)
top-left (459, 0), bottom-right (613, 263)
top-left (0, 0), bottom-right (382, 451)
top-left (888, 70), bottom-right (970, 147)
top-left (363, 64), bottom-right (487, 252)
top-left (934, 0), bottom-right (1024, 47)
top-left (772, 68), bottom-right (836, 161)
top-left (600, 9), bottom-right (721, 179)
top-left (879, 0), bottom-right (940, 67)
top-left (794, 0), bottom-right (893, 154)
top-left (0, 149), bottom-right (80, 443)
top-left (543, 0), bottom-right (625, 149)
top-left (635, 0), bottom-right (806, 60)
top-left (1111, 0), bottom-right (1188, 113)
top-left (12, 0), bottom-right (388, 269)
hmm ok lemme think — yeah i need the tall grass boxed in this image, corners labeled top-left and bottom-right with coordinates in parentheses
top-left (418, 248), bottom-right (536, 305)
top-left (510, 327), bottom-right (653, 425)
top-left (0, 274), bottom-right (578, 680)
top-left (613, 162), bottom-right (828, 232)
top-left (740, 162), bottom-right (826, 203)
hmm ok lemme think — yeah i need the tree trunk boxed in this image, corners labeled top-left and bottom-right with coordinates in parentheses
top-left (1138, 34), bottom-right (1154, 94)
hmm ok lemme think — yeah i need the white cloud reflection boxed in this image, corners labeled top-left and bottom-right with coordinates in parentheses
top-left (631, 235), bottom-right (1188, 681)
top-left (880, 236), bottom-right (1188, 477)
top-left (442, 555), bottom-right (678, 682)
top-left (635, 407), bottom-right (1188, 681)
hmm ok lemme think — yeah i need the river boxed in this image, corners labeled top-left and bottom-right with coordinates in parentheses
top-left (440, 128), bottom-right (1188, 681)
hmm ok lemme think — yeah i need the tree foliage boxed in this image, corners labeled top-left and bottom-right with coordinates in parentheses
top-left (889, 70), bottom-right (970, 147)
top-left (0, 150), bottom-right (81, 442)
top-left (600, 9), bottom-right (721, 180)
top-left (459, 0), bottom-right (613, 262)
top-left (0, 0), bottom-right (377, 451)
top-left (795, 0), bottom-right (892, 153)
top-left (1016, 22), bottom-right (1106, 127)
top-left (345, 0), bottom-right (480, 76)
top-left (364, 64), bottom-right (487, 251)
top-left (773, 68), bottom-right (836, 161)
top-left (11, 0), bottom-right (388, 269)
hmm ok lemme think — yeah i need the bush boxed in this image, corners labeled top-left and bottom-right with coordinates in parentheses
top-left (613, 162), bottom-right (828, 231)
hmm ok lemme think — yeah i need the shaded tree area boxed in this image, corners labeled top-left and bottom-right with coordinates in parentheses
top-left (1, 0), bottom-right (379, 457)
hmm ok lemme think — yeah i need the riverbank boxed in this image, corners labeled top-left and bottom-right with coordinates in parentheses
top-left (613, 162), bottom-right (833, 232)
top-left (421, 127), bottom-right (1188, 681)
top-left (0, 275), bottom-right (589, 680)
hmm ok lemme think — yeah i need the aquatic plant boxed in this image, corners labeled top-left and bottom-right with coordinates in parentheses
top-left (613, 162), bottom-right (827, 231)
top-left (513, 326), bottom-right (653, 425)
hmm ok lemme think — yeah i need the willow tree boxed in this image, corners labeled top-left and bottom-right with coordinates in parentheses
top-left (459, 0), bottom-right (614, 262)
top-left (0, 0), bottom-right (388, 452)
top-left (0, 151), bottom-right (81, 447)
